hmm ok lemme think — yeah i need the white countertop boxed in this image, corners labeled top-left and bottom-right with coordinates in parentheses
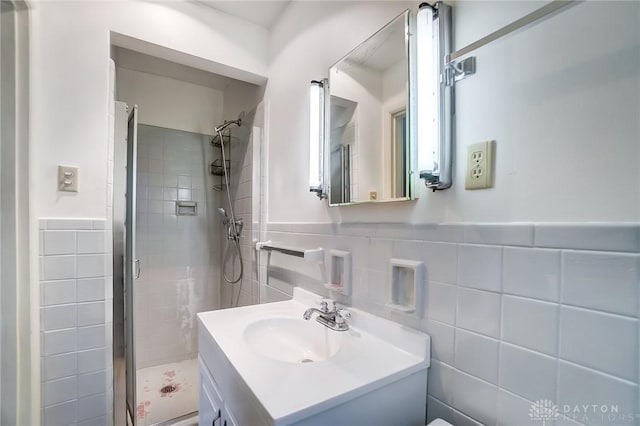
top-left (197, 288), bottom-right (430, 425)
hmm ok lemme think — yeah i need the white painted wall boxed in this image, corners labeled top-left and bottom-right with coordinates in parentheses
top-left (265, 1), bottom-right (640, 223)
top-left (29, 0), bottom-right (268, 220)
top-left (116, 67), bottom-right (224, 135)
top-left (266, 1), bottom-right (415, 222)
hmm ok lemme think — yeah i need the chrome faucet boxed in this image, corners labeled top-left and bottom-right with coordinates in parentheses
top-left (303, 300), bottom-right (351, 331)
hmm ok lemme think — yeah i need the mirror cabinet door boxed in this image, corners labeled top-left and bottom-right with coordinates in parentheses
top-left (327, 10), bottom-right (415, 206)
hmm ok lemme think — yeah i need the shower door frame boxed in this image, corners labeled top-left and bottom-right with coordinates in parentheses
top-left (124, 104), bottom-right (139, 424)
top-left (113, 101), bottom-right (139, 426)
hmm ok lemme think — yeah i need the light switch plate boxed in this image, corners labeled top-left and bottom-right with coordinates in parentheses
top-left (58, 165), bottom-right (79, 192)
top-left (465, 140), bottom-right (495, 190)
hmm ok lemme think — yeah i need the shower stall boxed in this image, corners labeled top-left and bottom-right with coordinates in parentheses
top-left (112, 65), bottom-right (261, 424)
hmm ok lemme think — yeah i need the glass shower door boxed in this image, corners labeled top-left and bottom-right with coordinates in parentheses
top-left (125, 105), bottom-right (139, 424)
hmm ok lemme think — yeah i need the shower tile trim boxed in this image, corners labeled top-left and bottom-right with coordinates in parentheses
top-left (39, 218), bottom-right (113, 426)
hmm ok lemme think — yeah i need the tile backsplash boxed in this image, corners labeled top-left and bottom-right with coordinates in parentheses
top-left (261, 222), bottom-right (640, 426)
top-left (39, 218), bottom-right (113, 426)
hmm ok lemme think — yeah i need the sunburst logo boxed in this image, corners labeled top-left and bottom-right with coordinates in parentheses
top-left (529, 400), bottom-right (560, 425)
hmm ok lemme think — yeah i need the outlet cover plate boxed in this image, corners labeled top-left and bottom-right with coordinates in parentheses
top-left (465, 140), bottom-right (495, 190)
top-left (58, 165), bottom-right (79, 192)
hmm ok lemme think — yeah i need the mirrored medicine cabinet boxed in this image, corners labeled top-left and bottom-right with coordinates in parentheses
top-left (309, 4), bottom-right (455, 207)
top-left (327, 10), bottom-right (415, 206)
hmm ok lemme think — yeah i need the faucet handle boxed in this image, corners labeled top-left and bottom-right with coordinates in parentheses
top-left (335, 308), bottom-right (351, 324)
top-left (319, 300), bottom-right (330, 313)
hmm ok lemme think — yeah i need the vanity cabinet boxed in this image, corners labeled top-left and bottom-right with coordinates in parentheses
top-left (198, 288), bottom-right (430, 426)
top-left (198, 324), bottom-right (428, 426)
top-left (199, 357), bottom-right (238, 426)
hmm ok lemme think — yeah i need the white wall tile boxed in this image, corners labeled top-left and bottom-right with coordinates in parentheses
top-left (559, 306), bottom-right (638, 382)
top-left (43, 376), bottom-right (77, 406)
top-left (42, 304), bottom-right (77, 331)
top-left (391, 239), bottom-right (423, 262)
top-left (43, 328), bottom-right (76, 356)
top-left (425, 281), bottom-right (456, 325)
top-left (557, 361), bottom-right (638, 426)
top-left (43, 255), bottom-right (76, 280)
top-left (77, 325), bottom-right (106, 350)
top-left (562, 251), bottom-right (639, 317)
top-left (428, 360), bottom-right (455, 405)
top-left (497, 389), bottom-right (540, 426)
top-left (424, 320), bottom-right (455, 365)
top-left (44, 230), bottom-right (76, 255)
top-left (42, 352), bottom-right (77, 381)
top-left (427, 396), bottom-right (455, 425)
top-left (177, 175), bottom-right (191, 189)
top-left (77, 278), bottom-right (106, 302)
top-left (77, 231), bottom-right (106, 254)
top-left (503, 247), bottom-right (560, 302)
top-left (163, 187), bottom-right (177, 201)
top-left (77, 254), bottom-right (107, 278)
top-left (502, 295), bottom-right (559, 356)
top-left (499, 343), bottom-right (557, 402)
top-left (46, 219), bottom-right (93, 230)
top-left (463, 224), bottom-right (534, 247)
top-left (78, 348), bottom-right (107, 374)
top-left (43, 400), bottom-right (78, 425)
top-left (262, 221), bottom-right (640, 426)
top-left (78, 370), bottom-right (108, 397)
top-left (368, 239), bottom-right (393, 271)
top-left (457, 287), bottom-right (501, 338)
top-left (452, 370), bottom-right (498, 426)
top-left (77, 302), bottom-right (106, 327)
top-left (177, 188), bottom-right (191, 201)
top-left (78, 393), bottom-right (108, 421)
top-left (454, 329), bottom-right (500, 384)
top-left (535, 224), bottom-right (640, 253)
top-left (41, 280), bottom-right (76, 306)
top-left (423, 242), bottom-right (458, 284)
top-left (414, 224), bottom-right (464, 243)
top-left (458, 244), bottom-right (502, 292)
top-left (452, 410), bottom-right (485, 426)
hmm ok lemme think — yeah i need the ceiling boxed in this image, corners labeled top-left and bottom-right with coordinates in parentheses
top-left (197, 1), bottom-right (291, 29)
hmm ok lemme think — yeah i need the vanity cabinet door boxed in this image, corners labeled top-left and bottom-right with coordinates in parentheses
top-left (222, 405), bottom-right (238, 426)
top-left (199, 357), bottom-right (225, 426)
top-left (200, 383), bottom-right (222, 426)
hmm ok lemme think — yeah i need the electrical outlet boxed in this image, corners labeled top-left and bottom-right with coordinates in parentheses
top-left (465, 141), bottom-right (495, 190)
top-left (369, 191), bottom-right (378, 201)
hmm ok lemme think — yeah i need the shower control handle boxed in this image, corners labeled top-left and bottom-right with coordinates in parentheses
top-left (212, 409), bottom-right (221, 425)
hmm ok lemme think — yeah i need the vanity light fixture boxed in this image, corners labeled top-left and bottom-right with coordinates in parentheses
top-left (417, 2), bottom-right (454, 191)
top-left (309, 79), bottom-right (327, 199)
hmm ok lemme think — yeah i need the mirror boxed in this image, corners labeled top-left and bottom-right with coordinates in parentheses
top-left (327, 10), bottom-right (415, 206)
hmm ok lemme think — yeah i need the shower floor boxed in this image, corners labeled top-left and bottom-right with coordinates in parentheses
top-left (135, 358), bottom-right (199, 425)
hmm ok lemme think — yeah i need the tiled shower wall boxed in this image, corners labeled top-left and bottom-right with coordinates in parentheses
top-left (221, 110), bottom-right (260, 308)
top-left (39, 218), bottom-right (113, 426)
top-left (261, 222), bottom-right (639, 426)
top-left (135, 125), bottom-right (219, 368)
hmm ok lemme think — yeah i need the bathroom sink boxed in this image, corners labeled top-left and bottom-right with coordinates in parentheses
top-left (198, 287), bottom-right (431, 424)
top-left (244, 318), bottom-right (342, 363)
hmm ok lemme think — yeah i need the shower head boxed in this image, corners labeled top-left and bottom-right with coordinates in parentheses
top-left (215, 118), bottom-right (241, 133)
